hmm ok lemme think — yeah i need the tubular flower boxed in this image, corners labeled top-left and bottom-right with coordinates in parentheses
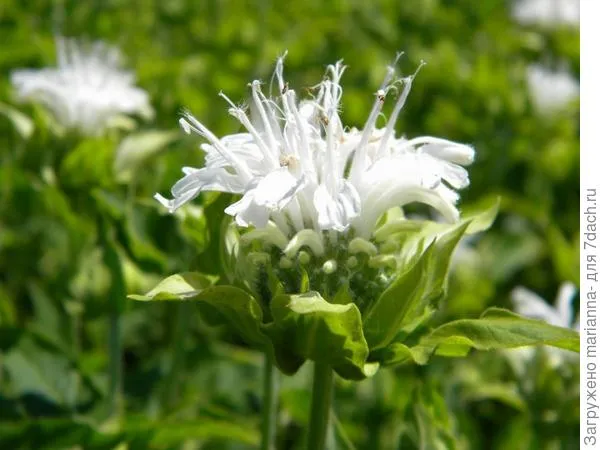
top-left (156, 54), bottom-right (475, 240)
top-left (10, 36), bottom-right (152, 135)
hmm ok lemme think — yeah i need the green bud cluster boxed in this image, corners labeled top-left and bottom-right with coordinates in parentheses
top-left (236, 228), bottom-right (399, 312)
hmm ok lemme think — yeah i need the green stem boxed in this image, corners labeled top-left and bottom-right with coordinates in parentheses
top-left (68, 305), bottom-right (81, 413)
top-left (100, 216), bottom-right (125, 420)
top-left (261, 351), bottom-right (279, 450)
top-left (108, 310), bottom-right (122, 417)
top-left (163, 302), bottom-right (191, 410)
top-left (307, 362), bottom-right (334, 450)
top-left (332, 412), bottom-right (357, 450)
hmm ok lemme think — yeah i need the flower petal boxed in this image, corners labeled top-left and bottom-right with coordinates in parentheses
top-left (313, 180), bottom-right (361, 231)
top-left (512, 287), bottom-right (564, 327)
top-left (224, 168), bottom-right (306, 229)
top-left (555, 282), bottom-right (577, 328)
top-left (419, 139), bottom-right (475, 166)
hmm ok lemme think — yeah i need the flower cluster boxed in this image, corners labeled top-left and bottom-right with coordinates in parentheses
top-left (11, 36), bottom-right (152, 135)
top-left (156, 55), bottom-right (475, 242)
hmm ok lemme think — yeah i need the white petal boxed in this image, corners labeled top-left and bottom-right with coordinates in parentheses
top-left (154, 167), bottom-right (245, 212)
top-left (512, 287), bottom-right (563, 326)
top-left (171, 167), bottom-right (245, 197)
top-left (314, 181), bottom-right (361, 231)
top-left (153, 191), bottom-right (197, 213)
top-left (555, 282), bottom-right (577, 328)
top-left (420, 140), bottom-right (475, 166)
top-left (225, 194), bottom-right (270, 228)
top-left (421, 155), bottom-right (471, 189)
top-left (251, 168), bottom-right (306, 208)
top-left (224, 169), bottom-right (306, 229)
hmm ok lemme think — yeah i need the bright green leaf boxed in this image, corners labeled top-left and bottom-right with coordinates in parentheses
top-left (363, 222), bottom-right (469, 350)
top-left (128, 272), bottom-right (217, 301)
top-left (378, 307), bottom-right (579, 366)
top-left (130, 275), bottom-right (269, 347)
top-left (60, 138), bottom-right (115, 188)
top-left (462, 196), bottom-right (500, 235)
top-left (113, 130), bottom-right (179, 182)
top-left (266, 292), bottom-right (373, 380)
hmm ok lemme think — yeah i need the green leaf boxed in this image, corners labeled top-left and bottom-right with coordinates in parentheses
top-left (412, 384), bottom-right (466, 450)
top-left (363, 222), bottom-right (469, 350)
top-left (461, 382), bottom-right (526, 411)
top-left (146, 419), bottom-right (260, 446)
top-left (113, 130), bottom-right (179, 182)
top-left (177, 204), bottom-right (209, 253)
top-left (371, 342), bottom-right (430, 366)
top-left (0, 418), bottom-right (123, 450)
top-left (124, 208), bottom-right (169, 269)
top-left (265, 292), bottom-right (375, 380)
top-left (547, 224), bottom-right (579, 282)
top-left (130, 274), bottom-right (269, 347)
top-left (377, 307), bottom-right (580, 366)
top-left (129, 272), bottom-right (217, 300)
top-left (0, 101), bottom-right (34, 139)
top-left (462, 196), bottom-right (500, 235)
top-left (60, 138), bottom-right (115, 188)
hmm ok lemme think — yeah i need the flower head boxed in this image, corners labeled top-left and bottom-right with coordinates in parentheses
top-left (11, 36), bottom-right (152, 135)
top-left (156, 54), bottom-right (474, 240)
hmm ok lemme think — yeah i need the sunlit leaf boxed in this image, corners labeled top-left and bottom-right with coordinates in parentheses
top-left (377, 307), bottom-right (579, 366)
top-left (114, 130), bottom-right (179, 182)
top-left (130, 275), bottom-right (268, 346)
top-left (363, 222), bottom-right (469, 350)
top-left (265, 291), bottom-right (375, 380)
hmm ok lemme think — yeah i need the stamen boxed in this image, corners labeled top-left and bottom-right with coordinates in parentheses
top-left (349, 55), bottom-right (402, 180)
top-left (218, 91), bottom-right (279, 168)
top-left (179, 112), bottom-right (252, 181)
top-left (378, 60), bottom-right (426, 157)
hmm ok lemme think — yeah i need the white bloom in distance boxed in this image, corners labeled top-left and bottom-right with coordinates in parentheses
top-left (11, 36), bottom-right (152, 135)
top-left (156, 54), bottom-right (475, 238)
top-left (526, 64), bottom-right (579, 114)
top-left (508, 282), bottom-right (579, 373)
top-left (512, 0), bottom-right (580, 27)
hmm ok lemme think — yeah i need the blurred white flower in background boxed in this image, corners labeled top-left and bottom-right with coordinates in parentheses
top-left (526, 64), bottom-right (579, 114)
top-left (11, 36), bottom-right (152, 135)
top-left (512, 0), bottom-right (579, 27)
top-left (507, 282), bottom-right (579, 376)
top-left (156, 55), bottom-right (475, 240)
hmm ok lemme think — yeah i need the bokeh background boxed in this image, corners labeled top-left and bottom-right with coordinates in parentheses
top-left (0, 0), bottom-right (580, 449)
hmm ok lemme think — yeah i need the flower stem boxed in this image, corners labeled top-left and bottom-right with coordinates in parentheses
top-left (307, 362), bottom-right (334, 450)
top-left (261, 351), bottom-right (279, 450)
top-left (108, 310), bottom-right (122, 417)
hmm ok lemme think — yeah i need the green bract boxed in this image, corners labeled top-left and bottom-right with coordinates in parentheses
top-left (130, 200), bottom-right (579, 380)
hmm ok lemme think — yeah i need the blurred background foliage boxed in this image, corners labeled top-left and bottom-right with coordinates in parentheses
top-left (0, 0), bottom-right (579, 449)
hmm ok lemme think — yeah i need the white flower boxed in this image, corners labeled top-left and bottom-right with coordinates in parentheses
top-left (526, 64), bottom-right (579, 114)
top-left (156, 54), bottom-right (474, 238)
top-left (507, 282), bottom-right (579, 374)
top-left (512, 0), bottom-right (580, 27)
top-left (11, 36), bottom-right (152, 135)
